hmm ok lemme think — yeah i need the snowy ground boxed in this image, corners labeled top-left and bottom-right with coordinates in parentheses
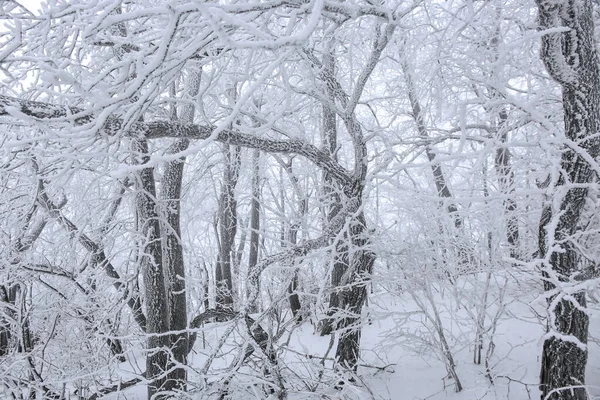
top-left (102, 274), bottom-right (600, 400)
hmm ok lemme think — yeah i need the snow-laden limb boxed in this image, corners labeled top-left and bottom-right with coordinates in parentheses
top-left (36, 179), bottom-right (148, 332)
top-left (0, 94), bottom-right (355, 192)
top-left (183, 196), bottom-right (360, 394)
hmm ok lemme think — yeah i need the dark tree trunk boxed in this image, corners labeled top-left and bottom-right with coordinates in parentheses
top-left (283, 158), bottom-right (307, 321)
top-left (319, 42), bottom-right (346, 336)
top-left (535, 1), bottom-right (600, 399)
top-left (132, 138), bottom-right (173, 399)
top-left (403, 62), bottom-right (461, 228)
top-left (320, 240), bottom-right (348, 335)
top-left (402, 56), bottom-right (470, 274)
top-left (160, 137), bottom-right (189, 390)
top-left (333, 212), bottom-right (375, 371)
top-left (247, 149), bottom-right (261, 313)
top-left (216, 144), bottom-right (241, 311)
top-left (158, 66), bottom-right (202, 390)
top-left (287, 274), bottom-right (302, 321)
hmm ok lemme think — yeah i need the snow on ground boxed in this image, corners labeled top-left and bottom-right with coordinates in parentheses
top-left (102, 274), bottom-right (600, 399)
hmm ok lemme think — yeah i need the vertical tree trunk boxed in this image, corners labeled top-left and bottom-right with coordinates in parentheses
top-left (283, 158), bottom-right (307, 321)
top-left (215, 144), bottom-right (241, 311)
top-left (131, 137), bottom-right (172, 399)
top-left (333, 212), bottom-right (375, 371)
top-left (494, 108), bottom-right (520, 257)
top-left (109, 13), bottom-right (174, 396)
top-left (319, 41), bottom-right (346, 336)
top-left (160, 137), bottom-right (189, 390)
top-left (535, 1), bottom-right (600, 399)
top-left (247, 149), bottom-right (261, 313)
top-left (159, 66), bottom-right (202, 390)
top-left (484, 3), bottom-right (520, 258)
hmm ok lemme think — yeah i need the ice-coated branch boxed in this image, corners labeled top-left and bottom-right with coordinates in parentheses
top-left (37, 182), bottom-right (148, 332)
top-left (245, 196), bottom-right (360, 307)
top-left (146, 121), bottom-right (353, 189)
top-left (0, 94), bottom-right (354, 192)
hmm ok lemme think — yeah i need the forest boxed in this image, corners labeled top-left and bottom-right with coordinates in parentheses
top-left (0, 0), bottom-right (599, 399)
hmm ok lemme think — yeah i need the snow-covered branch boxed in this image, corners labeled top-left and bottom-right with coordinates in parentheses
top-left (0, 94), bottom-right (354, 191)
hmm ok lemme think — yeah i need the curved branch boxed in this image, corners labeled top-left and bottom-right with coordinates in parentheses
top-left (146, 121), bottom-right (353, 189)
top-left (0, 94), bottom-right (354, 192)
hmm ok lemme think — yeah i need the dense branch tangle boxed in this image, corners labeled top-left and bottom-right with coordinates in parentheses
top-left (0, 1), bottom-right (403, 395)
top-left (0, 94), bottom-right (355, 193)
top-left (0, 87), bottom-right (368, 372)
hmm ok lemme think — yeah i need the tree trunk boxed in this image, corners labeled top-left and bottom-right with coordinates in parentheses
top-left (247, 149), bottom-right (261, 313)
top-left (535, 1), bottom-right (600, 399)
top-left (402, 55), bottom-right (471, 275)
top-left (215, 144), bottom-right (241, 311)
top-left (132, 138), bottom-right (173, 399)
top-left (283, 158), bottom-right (307, 321)
top-left (483, 3), bottom-right (520, 258)
top-left (319, 41), bottom-right (346, 336)
top-left (333, 212), bottom-right (375, 371)
top-left (494, 108), bottom-right (520, 257)
top-left (160, 137), bottom-right (189, 390)
top-left (159, 66), bottom-right (202, 390)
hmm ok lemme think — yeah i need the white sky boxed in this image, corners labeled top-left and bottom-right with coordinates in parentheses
top-left (16, 0), bottom-right (43, 15)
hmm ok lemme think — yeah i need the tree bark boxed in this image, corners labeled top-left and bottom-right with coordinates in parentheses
top-left (158, 66), bottom-right (202, 390)
top-left (494, 108), bottom-right (520, 257)
top-left (247, 149), bottom-right (261, 313)
top-left (282, 158), bottom-right (307, 321)
top-left (483, 3), bottom-right (520, 258)
top-left (215, 144), bottom-right (241, 311)
top-left (319, 41), bottom-right (346, 336)
top-left (131, 137), bottom-right (172, 399)
top-left (160, 137), bottom-right (189, 390)
top-left (333, 212), bottom-right (375, 371)
top-left (535, 1), bottom-right (600, 399)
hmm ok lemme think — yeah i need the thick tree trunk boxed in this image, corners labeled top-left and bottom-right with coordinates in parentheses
top-left (132, 138), bottom-right (172, 399)
top-left (160, 137), bottom-right (189, 389)
top-left (535, 1), bottom-right (600, 399)
top-left (158, 66), bottom-right (202, 389)
top-left (333, 212), bottom-right (375, 371)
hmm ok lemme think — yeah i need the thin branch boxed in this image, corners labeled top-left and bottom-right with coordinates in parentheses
top-left (37, 181), bottom-right (147, 332)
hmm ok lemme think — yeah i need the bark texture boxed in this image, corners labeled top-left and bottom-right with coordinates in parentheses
top-left (319, 43), bottom-right (346, 336)
top-left (282, 158), bottom-right (307, 321)
top-left (132, 138), bottom-right (173, 398)
top-left (216, 145), bottom-right (241, 311)
top-left (247, 149), bottom-right (261, 313)
top-left (159, 66), bottom-right (202, 389)
top-left (536, 1), bottom-right (600, 399)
